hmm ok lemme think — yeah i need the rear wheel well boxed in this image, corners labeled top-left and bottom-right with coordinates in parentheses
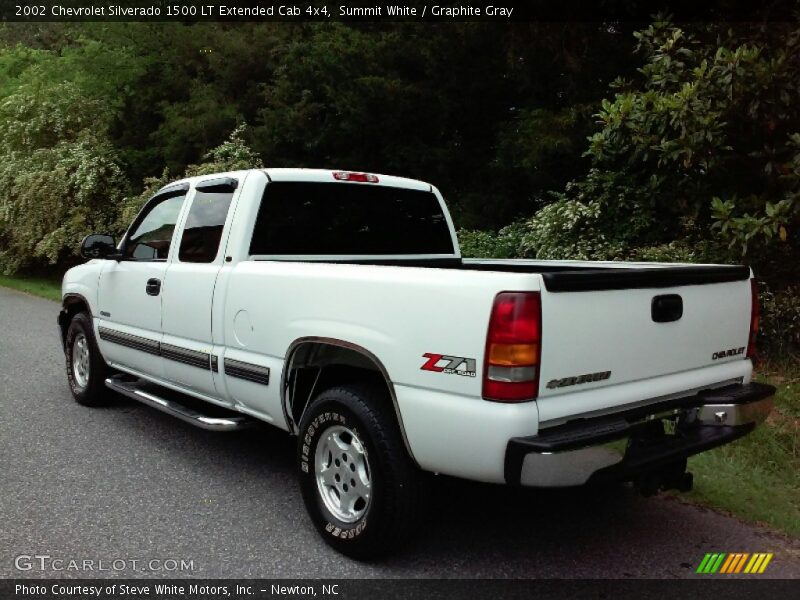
top-left (283, 340), bottom-right (415, 463)
top-left (285, 342), bottom-right (389, 426)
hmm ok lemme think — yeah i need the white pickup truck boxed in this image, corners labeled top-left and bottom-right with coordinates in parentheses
top-left (60, 168), bottom-right (774, 558)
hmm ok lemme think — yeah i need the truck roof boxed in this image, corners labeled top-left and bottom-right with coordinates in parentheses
top-left (265, 168), bottom-right (432, 191)
top-left (159, 168), bottom-right (433, 194)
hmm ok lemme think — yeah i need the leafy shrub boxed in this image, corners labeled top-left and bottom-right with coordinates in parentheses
top-left (759, 286), bottom-right (800, 356)
top-left (517, 196), bottom-right (627, 260)
top-left (561, 17), bottom-right (800, 272)
top-left (112, 125), bottom-right (263, 237)
top-left (457, 221), bottom-right (527, 258)
top-left (0, 81), bottom-right (126, 273)
top-left (184, 124), bottom-right (264, 177)
top-left (627, 242), bottom-right (701, 263)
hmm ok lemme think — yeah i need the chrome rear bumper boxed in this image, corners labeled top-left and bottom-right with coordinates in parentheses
top-left (505, 382), bottom-right (774, 488)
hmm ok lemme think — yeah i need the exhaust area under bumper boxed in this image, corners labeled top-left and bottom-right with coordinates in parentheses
top-left (505, 382), bottom-right (775, 488)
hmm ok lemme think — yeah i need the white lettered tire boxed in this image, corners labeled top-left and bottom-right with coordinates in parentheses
top-left (297, 384), bottom-right (425, 559)
top-left (64, 312), bottom-right (110, 406)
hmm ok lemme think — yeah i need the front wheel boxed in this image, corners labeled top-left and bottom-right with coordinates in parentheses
top-left (297, 384), bottom-right (425, 559)
top-left (64, 312), bottom-right (110, 406)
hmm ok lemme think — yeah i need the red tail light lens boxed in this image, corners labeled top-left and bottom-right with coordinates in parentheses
top-left (332, 171), bottom-right (379, 183)
top-left (483, 292), bottom-right (541, 402)
top-left (747, 278), bottom-right (760, 361)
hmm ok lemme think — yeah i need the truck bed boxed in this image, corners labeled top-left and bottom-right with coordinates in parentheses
top-left (249, 255), bottom-right (753, 426)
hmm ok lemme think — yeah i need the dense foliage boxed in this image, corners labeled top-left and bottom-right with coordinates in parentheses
top-left (462, 18), bottom-right (800, 264)
top-left (0, 80), bottom-right (125, 272)
top-left (459, 17), bottom-right (800, 356)
top-left (0, 18), bottom-right (797, 354)
top-left (0, 21), bottom-right (638, 273)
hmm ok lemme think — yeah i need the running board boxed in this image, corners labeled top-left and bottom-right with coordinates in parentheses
top-left (105, 376), bottom-right (255, 432)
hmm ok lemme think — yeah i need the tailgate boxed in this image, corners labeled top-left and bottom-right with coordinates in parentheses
top-left (536, 266), bottom-right (753, 422)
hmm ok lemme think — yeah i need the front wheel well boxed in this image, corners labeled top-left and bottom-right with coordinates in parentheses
top-left (59, 295), bottom-right (90, 347)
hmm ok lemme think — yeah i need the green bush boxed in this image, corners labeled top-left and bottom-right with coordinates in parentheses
top-left (759, 286), bottom-right (800, 357)
top-left (517, 196), bottom-right (626, 260)
top-left (627, 242), bottom-right (701, 263)
top-left (112, 125), bottom-right (263, 237)
top-left (0, 80), bottom-right (126, 273)
top-left (550, 17), bottom-right (800, 272)
top-left (457, 221), bottom-right (527, 258)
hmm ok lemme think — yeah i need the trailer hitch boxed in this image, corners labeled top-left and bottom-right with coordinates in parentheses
top-left (634, 459), bottom-right (694, 496)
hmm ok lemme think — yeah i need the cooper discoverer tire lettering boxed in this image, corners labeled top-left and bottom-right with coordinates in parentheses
top-left (297, 383), bottom-right (425, 559)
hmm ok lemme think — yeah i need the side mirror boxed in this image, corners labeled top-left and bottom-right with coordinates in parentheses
top-left (80, 234), bottom-right (117, 259)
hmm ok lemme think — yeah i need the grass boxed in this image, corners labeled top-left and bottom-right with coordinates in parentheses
top-left (0, 273), bottom-right (61, 301)
top-left (0, 272), bottom-right (798, 536)
top-left (682, 362), bottom-right (800, 537)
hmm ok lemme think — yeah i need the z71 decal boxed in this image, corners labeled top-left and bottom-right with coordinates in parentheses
top-left (421, 353), bottom-right (477, 378)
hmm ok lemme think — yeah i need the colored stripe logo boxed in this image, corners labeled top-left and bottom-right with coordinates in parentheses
top-left (696, 552), bottom-right (773, 574)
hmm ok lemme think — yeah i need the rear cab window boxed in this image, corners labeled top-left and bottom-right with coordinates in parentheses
top-left (179, 189), bottom-right (235, 263)
top-left (249, 182), bottom-right (454, 256)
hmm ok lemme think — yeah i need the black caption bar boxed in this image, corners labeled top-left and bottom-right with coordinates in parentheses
top-left (2, 579), bottom-right (798, 600)
top-left (1, 0), bottom-right (797, 22)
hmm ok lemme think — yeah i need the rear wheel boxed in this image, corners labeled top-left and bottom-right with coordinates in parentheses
top-left (297, 384), bottom-right (425, 559)
top-left (64, 312), bottom-right (110, 406)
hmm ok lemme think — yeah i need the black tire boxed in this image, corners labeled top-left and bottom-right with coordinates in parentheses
top-left (64, 312), bottom-right (110, 406)
top-left (297, 384), bottom-right (425, 559)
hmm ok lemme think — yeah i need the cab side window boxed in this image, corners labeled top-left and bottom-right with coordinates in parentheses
top-left (178, 190), bottom-right (235, 263)
top-left (124, 194), bottom-right (186, 260)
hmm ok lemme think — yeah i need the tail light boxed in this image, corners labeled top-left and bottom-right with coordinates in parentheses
top-left (747, 278), bottom-right (760, 361)
top-left (483, 292), bottom-right (541, 402)
top-left (332, 171), bottom-right (379, 183)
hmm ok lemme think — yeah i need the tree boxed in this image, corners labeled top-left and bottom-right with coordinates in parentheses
top-left (114, 124), bottom-right (263, 234)
top-left (256, 22), bottom-right (637, 228)
top-left (0, 80), bottom-right (126, 273)
top-left (544, 17), bottom-right (800, 271)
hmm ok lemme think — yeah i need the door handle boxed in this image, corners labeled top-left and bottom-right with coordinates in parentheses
top-left (146, 278), bottom-right (161, 296)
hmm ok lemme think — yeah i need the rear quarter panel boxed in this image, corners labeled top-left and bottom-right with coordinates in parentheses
top-left (221, 260), bottom-right (544, 481)
top-left (222, 260), bottom-right (539, 396)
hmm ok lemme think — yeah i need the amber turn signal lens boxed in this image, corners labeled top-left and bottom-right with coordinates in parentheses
top-left (488, 343), bottom-right (538, 366)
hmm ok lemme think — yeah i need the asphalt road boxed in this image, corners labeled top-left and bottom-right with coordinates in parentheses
top-left (1, 286), bottom-right (798, 579)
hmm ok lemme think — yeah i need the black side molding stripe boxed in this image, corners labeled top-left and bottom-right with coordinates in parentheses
top-left (98, 327), bottom-right (160, 356)
top-left (98, 326), bottom-right (268, 385)
top-left (541, 265), bottom-right (750, 293)
top-left (98, 327), bottom-right (215, 370)
top-left (224, 358), bottom-right (271, 385)
top-left (160, 343), bottom-right (212, 370)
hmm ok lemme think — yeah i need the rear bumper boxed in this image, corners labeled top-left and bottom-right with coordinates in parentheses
top-left (505, 382), bottom-right (775, 487)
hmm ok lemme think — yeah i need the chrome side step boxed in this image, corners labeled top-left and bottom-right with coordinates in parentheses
top-left (105, 376), bottom-right (255, 432)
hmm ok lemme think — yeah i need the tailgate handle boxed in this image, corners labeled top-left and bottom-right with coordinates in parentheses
top-left (652, 294), bottom-right (683, 322)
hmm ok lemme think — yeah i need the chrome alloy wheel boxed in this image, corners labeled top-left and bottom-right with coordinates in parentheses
top-left (71, 333), bottom-right (90, 389)
top-left (314, 424), bottom-right (372, 523)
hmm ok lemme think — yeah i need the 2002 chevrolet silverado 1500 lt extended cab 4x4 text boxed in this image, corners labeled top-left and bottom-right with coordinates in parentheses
top-left (59, 168), bottom-right (775, 558)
